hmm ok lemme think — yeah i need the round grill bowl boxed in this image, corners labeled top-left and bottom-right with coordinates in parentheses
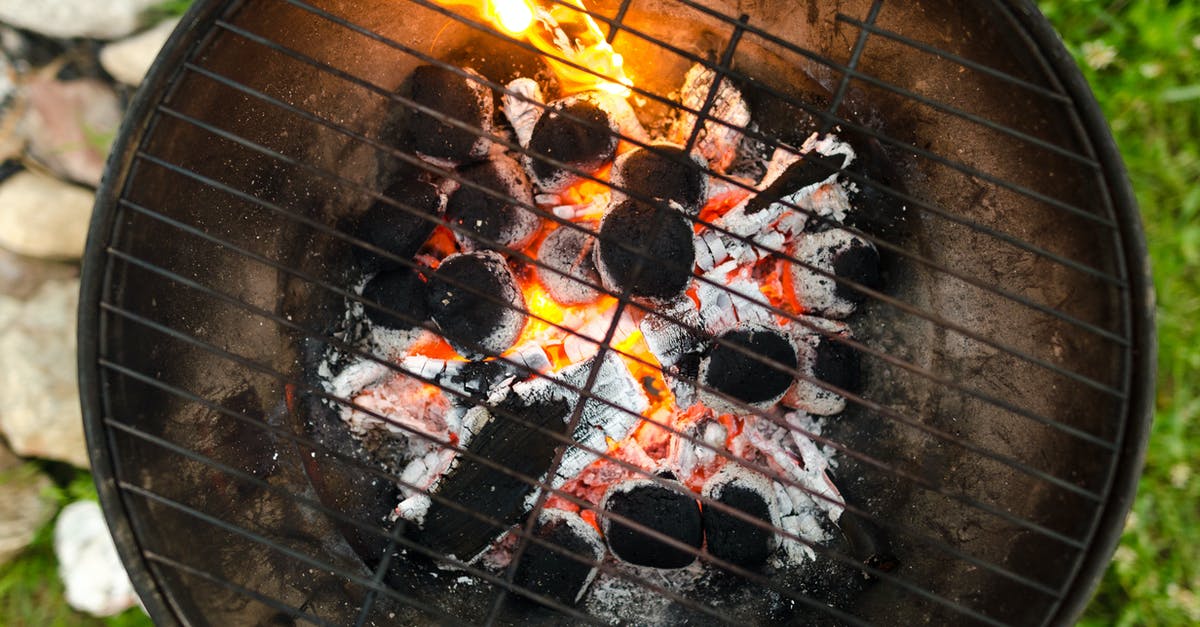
top-left (79, 0), bottom-right (1154, 625)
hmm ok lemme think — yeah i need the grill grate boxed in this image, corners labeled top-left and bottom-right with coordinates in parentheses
top-left (78, 0), bottom-right (1152, 625)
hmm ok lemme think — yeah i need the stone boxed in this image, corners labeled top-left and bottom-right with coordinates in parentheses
top-left (0, 1), bottom-right (164, 41)
top-left (0, 170), bottom-right (94, 259)
top-left (21, 76), bottom-right (123, 187)
top-left (0, 246), bottom-right (78, 299)
top-left (0, 459), bottom-right (56, 565)
top-left (99, 18), bottom-right (179, 86)
top-left (54, 500), bottom-right (139, 617)
top-left (0, 278), bottom-right (89, 468)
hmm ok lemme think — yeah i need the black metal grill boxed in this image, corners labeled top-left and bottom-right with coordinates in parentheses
top-left (78, 0), bottom-right (1154, 625)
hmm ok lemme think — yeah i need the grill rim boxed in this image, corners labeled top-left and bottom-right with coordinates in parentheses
top-left (75, 0), bottom-right (1156, 625)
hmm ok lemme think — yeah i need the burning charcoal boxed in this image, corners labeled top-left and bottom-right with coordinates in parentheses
top-left (352, 178), bottom-right (445, 273)
top-left (513, 509), bottom-right (605, 606)
top-left (427, 251), bottom-right (527, 359)
top-left (405, 65), bottom-right (494, 164)
top-left (698, 323), bottom-right (798, 413)
top-left (399, 355), bottom-right (529, 407)
top-left (789, 229), bottom-right (881, 319)
top-left (524, 92), bottom-right (620, 193)
top-left (701, 465), bottom-right (780, 570)
top-left (784, 318), bottom-right (860, 416)
top-left (593, 199), bottom-right (695, 301)
top-left (601, 478), bottom-right (703, 568)
top-left (640, 297), bottom-right (708, 407)
top-left (668, 63), bottom-right (751, 173)
top-left (611, 144), bottom-right (708, 216)
top-left (361, 267), bottom-right (428, 331)
top-left (536, 224), bottom-right (602, 305)
top-left (445, 154), bottom-right (539, 252)
top-left (502, 77), bottom-right (544, 148)
top-left (407, 382), bottom-right (573, 561)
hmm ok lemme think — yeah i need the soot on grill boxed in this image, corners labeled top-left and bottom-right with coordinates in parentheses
top-left (525, 92), bottom-right (619, 192)
top-left (427, 251), bottom-right (526, 359)
top-left (611, 144), bottom-right (708, 215)
top-left (445, 154), bottom-right (540, 251)
top-left (351, 178), bottom-right (444, 273)
top-left (601, 478), bottom-right (703, 569)
top-left (700, 324), bottom-right (798, 412)
top-left (537, 224), bottom-right (602, 305)
top-left (594, 199), bottom-right (695, 301)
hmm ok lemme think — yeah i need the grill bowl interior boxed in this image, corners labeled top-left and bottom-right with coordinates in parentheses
top-left (80, 0), bottom-right (1153, 625)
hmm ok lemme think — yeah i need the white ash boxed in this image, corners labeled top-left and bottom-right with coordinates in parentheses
top-left (666, 416), bottom-right (728, 486)
top-left (668, 63), bottom-right (751, 173)
top-left (582, 548), bottom-right (706, 622)
top-left (502, 77), bottom-right (544, 148)
top-left (788, 228), bottom-right (877, 319)
top-left (561, 304), bottom-right (637, 364)
top-left (639, 297), bottom-right (707, 407)
top-left (783, 316), bottom-right (853, 416)
top-left (695, 271), bottom-right (775, 332)
top-left (394, 402), bottom-right (497, 525)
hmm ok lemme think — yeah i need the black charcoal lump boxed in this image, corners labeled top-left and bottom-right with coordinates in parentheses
top-left (352, 178), bottom-right (444, 273)
top-left (524, 92), bottom-right (620, 192)
top-left (699, 324), bottom-right (799, 412)
top-left (701, 466), bottom-right (779, 569)
top-left (404, 65), bottom-right (495, 164)
top-left (601, 479), bottom-right (703, 569)
top-left (513, 509), bottom-right (605, 606)
top-left (593, 199), bottom-right (695, 301)
top-left (362, 267), bottom-right (429, 331)
top-left (445, 154), bottom-right (540, 251)
top-left (427, 251), bottom-right (526, 359)
top-left (610, 144), bottom-right (708, 216)
top-left (536, 224), bottom-right (602, 305)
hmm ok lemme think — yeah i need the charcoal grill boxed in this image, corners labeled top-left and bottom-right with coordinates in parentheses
top-left (78, 0), bottom-right (1154, 625)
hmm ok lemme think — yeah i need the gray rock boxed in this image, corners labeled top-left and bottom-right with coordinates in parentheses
top-left (0, 459), bottom-right (56, 565)
top-left (0, 0), bottom-right (164, 41)
top-left (21, 76), bottom-right (123, 186)
top-left (0, 278), bottom-right (88, 468)
top-left (100, 18), bottom-right (178, 86)
top-left (0, 170), bottom-right (94, 259)
top-left (0, 246), bottom-right (78, 299)
top-left (55, 500), bottom-right (139, 616)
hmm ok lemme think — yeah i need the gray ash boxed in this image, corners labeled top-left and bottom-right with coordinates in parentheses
top-left (601, 479), bottom-right (703, 569)
top-left (525, 93), bottom-right (619, 192)
top-left (362, 268), bottom-right (429, 331)
top-left (611, 144), bottom-right (708, 216)
top-left (744, 152), bottom-right (846, 217)
top-left (513, 510), bottom-right (605, 606)
top-left (594, 199), bottom-right (695, 301)
top-left (352, 178), bottom-right (444, 273)
top-left (404, 65), bottom-right (494, 163)
top-left (427, 251), bottom-right (526, 359)
top-left (445, 154), bottom-right (539, 251)
top-left (536, 224), bottom-right (602, 305)
top-left (700, 325), bottom-right (798, 409)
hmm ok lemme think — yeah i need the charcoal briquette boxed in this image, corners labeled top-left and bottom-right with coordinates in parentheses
top-left (701, 468), bottom-right (778, 569)
top-left (404, 65), bottom-right (494, 163)
top-left (427, 251), bottom-right (526, 359)
top-left (361, 268), bottom-right (428, 331)
top-left (790, 229), bottom-right (881, 319)
top-left (352, 178), bottom-right (444, 273)
top-left (611, 144), bottom-right (708, 215)
top-left (812, 334), bottom-right (862, 395)
top-left (594, 199), bottom-right (695, 301)
top-left (699, 324), bottom-right (798, 411)
top-left (601, 479), bottom-right (703, 568)
top-left (536, 224), bottom-right (602, 305)
top-left (445, 154), bottom-right (539, 251)
top-left (513, 509), bottom-right (605, 606)
top-left (524, 92), bottom-right (619, 192)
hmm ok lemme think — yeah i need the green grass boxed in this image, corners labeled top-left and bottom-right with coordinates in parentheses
top-left (1039, 0), bottom-right (1200, 625)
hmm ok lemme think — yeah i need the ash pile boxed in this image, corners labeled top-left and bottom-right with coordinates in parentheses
top-left (315, 38), bottom-right (899, 622)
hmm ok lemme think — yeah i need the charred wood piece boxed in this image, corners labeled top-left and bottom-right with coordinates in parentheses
top-left (445, 154), bottom-right (540, 252)
top-left (601, 479), bottom-right (703, 568)
top-left (427, 251), bottom-right (526, 359)
top-left (668, 64), bottom-right (751, 173)
top-left (362, 267), bottom-right (429, 331)
top-left (352, 178), bottom-right (445, 273)
top-left (513, 509), bottom-right (605, 606)
top-left (610, 144), bottom-right (709, 216)
top-left (524, 92), bottom-right (621, 192)
top-left (789, 229), bottom-right (881, 319)
top-left (783, 317), bottom-right (860, 416)
top-left (404, 65), bottom-right (494, 164)
top-left (699, 324), bottom-right (798, 413)
top-left (594, 199), bottom-right (695, 301)
top-left (536, 224), bottom-right (603, 306)
top-left (701, 465), bottom-right (781, 569)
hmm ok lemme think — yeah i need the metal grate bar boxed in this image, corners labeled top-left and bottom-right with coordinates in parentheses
top-left (823, 0), bottom-right (884, 134)
top-left (834, 15), bottom-right (1073, 103)
top-left (107, 195), bottom-right (1086, 599)
top-left (142, 551), bottom-right (339, 627)
top-left (96, 304), bottom-right (1019, 626)
top-left (282, 0), bottom-right (1128, 276)
top-left (604, 0), bottom-right (634, 43)
top-left (180, 34), bottom-right (1130, 404)
top-left (104, 234), bottom-right (1096, 555)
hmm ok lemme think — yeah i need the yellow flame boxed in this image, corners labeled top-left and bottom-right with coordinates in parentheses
top-left (475, 0), bottom-right (632, 96)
